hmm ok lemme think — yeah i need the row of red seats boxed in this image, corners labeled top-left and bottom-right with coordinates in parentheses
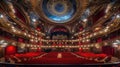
top-left (75, 52), bottom-right (107, 59)
top-left (20, 52), bottom-right (100, 64)
top-left (5, 52), bottom-right (45, 63)
top-left (75, 52), bottom-right (112, 63)
top-left (22, 56), bottom-right (99, 64)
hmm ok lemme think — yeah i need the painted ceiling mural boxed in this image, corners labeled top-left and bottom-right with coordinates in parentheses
top-left (42, 0), bottom-right (76, 23)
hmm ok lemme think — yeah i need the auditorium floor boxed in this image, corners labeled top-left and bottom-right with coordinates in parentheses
top-left (19, 52), bottom-right (100, 64)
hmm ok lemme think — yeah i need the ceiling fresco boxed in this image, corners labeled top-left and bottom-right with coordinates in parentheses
top-left (42, 0), bottom-right (77, 23)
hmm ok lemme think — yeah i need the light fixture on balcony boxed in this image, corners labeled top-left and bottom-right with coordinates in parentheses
top-left (116, 14), bottom-right (120, 18)
top-left (83, 19), bottom-right (87, 22)
top-left (0, 14), bottom-right (3, 18)
top-left (32, 18), bottom-right (37, 22)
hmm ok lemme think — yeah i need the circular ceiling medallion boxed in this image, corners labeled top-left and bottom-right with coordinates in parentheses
top-left (54, 3), bottom-right (65, 12)
top-left (42, 0), bottom-right (77, 23)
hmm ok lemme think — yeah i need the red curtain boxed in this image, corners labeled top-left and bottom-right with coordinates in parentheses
top-left (92, 9), bottom-right (105, 24)
top-left (15, 7), bottom-right (26, 23)
top-left (97, 38), bottom-right (102, 43)
top-left (18, 38), bottom-right (24, 43)
top-left (5, 45), bottom-right (17, 55)
top-left (102, 46), bottom-right (114, 56)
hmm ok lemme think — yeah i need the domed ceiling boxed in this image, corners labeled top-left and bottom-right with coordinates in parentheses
top-left (42, 0), bottom-right (77, 23)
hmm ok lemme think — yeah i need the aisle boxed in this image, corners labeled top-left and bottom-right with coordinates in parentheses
top-left (42, 52), bottom-right (78, 58)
